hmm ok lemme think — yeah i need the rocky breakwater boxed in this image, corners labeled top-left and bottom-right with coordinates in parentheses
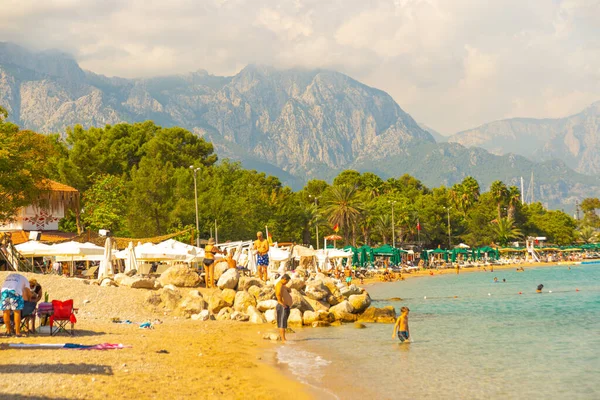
top-left (140, 266), bottom-right (397, 327)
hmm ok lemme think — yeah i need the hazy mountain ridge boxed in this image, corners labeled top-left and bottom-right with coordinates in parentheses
top-left (0, 42), bottom-right (598, 209)
top-left (448, 102), bottom-right (600, 175)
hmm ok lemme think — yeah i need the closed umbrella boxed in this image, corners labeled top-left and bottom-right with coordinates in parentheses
top-left (98, 237), bottom-right (114, 278)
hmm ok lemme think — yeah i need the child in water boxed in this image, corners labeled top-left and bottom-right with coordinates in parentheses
top-left (392, 307), bottom-right (410, 343)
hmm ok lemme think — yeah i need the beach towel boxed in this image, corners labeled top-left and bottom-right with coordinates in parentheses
top-left (5, 343), bottom-right (131, 350)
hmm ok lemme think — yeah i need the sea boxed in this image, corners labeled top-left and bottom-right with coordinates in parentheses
top-left (275, 264), bottom-right (600, 399)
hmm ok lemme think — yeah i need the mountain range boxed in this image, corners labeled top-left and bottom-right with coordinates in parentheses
top-left (1, 42), bottom-right (598, 210)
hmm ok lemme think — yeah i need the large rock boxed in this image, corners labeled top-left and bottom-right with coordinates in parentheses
top-left (256, 286), bottom-right (276, 302)
top-left (304, 296), bottom-right (330, 312)
top-left (290, 289), bottom-right (312, 313)
top-left (230, 311), bottom-right (250, 322)
top-left (247, 306), bottom-right (267, 324)
top-left (358, 306), bottom-right (397, 323)
top-left (160, 287), bottom-right (182, 311)
top-left (208, 291), bottom-right (229, 314)
top-left (100, 278), bottom-right (117, 287)
top-left (303, 310), bottom-right (317, 325)
top-left (191, 310), bottom-right (210, 321)
top-left (221, 288), bottom-right (236, 306)
top-left (348, 293), bottom-right (371, 314)
top-left (330, 300), bottom-right (357, 322)
top-left (113, 273), bottom-right (128, 285)
top-left (264, 309), bottom-right (276, 323)
top-left (159, 265), bottom-right (201, 287)
top-left (238, 276), bottom-right (264, 291)
top-left (120, 276), bottom-right (155, 289)
top-left (340, 284), bottom-right (362, 297)
top-left (312, 321), bottom-right (330, 328)
top-left (213, 261), bottom-right (229, 280)
top-left (288, 308), bottom-right (303, 326)
top-left (286, 278), bottom-right (306, 291)
top-left (233, 290), bottom-right (256, 312)
top-left (178, 290), bottom-right (206, 317)
top-left (256, 300), bottom-right (278, 312)
top-left (248, 285), bottom-right (261, 300)
top-left (321, 277), bottom-right (340, 295)
top-left (305, 280), bottom-right (330, 301)
top-left (217, 268), bottom-right (239, 290)
top-left (216, 307), bottom-right (233, 321)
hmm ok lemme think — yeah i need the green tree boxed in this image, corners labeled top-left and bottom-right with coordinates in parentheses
top-left (491, 217), bottom-right (522, 246)
top-left (576, 226), bottom-right (598, 244)
top-left (580, 197), bottom-right (600, 228)
top-left (81, 174), bottom-right (128, 234)
top-left (490, 180), bottom-right (509, 220)
top-left (323, 185), bottom-right (363, 245)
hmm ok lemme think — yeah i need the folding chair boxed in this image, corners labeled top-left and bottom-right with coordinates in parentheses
top-left (49, 299), bottom-right (77, 336)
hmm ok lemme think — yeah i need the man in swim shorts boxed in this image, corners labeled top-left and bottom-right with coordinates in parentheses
top-left (392, 306), bottom-right (410, 343)
top-left (253, 232), bottom-right (270, 281)
top-left (2, 273), bottom-right (31, 337)
top-left (275, 274), bottom-right (293, 343)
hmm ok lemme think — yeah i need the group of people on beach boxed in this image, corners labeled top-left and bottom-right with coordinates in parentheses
top-left (1, 273), bottom-right (42, 337)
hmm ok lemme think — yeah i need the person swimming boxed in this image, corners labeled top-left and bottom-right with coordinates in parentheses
top-left (536, 284), bottom-right (544, 293)
top-left (493, 277), bottom-right (499, 283)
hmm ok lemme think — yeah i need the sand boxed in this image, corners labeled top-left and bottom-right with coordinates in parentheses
top-left (0, 272), bottom-right (310, 400)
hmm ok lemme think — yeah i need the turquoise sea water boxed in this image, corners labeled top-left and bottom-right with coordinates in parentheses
top-left (276, 265), bottom-right (600, 399)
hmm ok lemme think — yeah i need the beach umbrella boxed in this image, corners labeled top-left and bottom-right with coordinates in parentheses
top-left (124, 241), bottom-right (137, 273)
top-left (98, 237), bottom-right (114, 278)
top-left (50, 241), bottom-right (105, 276)
top-left (15, 241), bottom-right (53, 257)
top-left (324, 234), bottom-right (342, 249)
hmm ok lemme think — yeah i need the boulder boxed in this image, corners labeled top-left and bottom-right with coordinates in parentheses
top-left (221, 288), bottom-right (236, 306)
top-left (264, 309), bottom-right (276, 323)
top-left (100, 278), bottom-right (116, 287)
top-left (256, 286), bottom-right (276, 302)
top-left (329, 300), bottom-right (357, 322)
top-left (340, 284), bottom-right (362, 297)
top-left (247, 306), bottom-right (267, 324)
top-left (288, 308), bottom-right (303, 326)
top-left (160, 287), bottom-right (182, 311)
top-left (290, 289), bottom-right (312, 313)
top-left (348, 293), bottom-right (371, 314)
top-left (303, 310), bottom-right (317, 325)
top-left (216, 307), bottom-right (233, 321)
top-left (113, 273), bottom-right (128, 285)
top-left (304, 280), bottom-right (330, 301)
top-left (208, 291), bottom-right (229, 314)
top-left (191, 310), bottom-right (210, 321)
top-left (178, 290), bottom-right (206, 317)
top-left (263, 332), bottom-right (281, 341)
top-left (120, 276), bottom-right (155, 289)
top-left (358, 306), bottom-right (397, 323)
top-left (248, 285), bottom-right (261, 300)
top-left (312, 321), bottom-right (330, 328)
top-left (213, 261), bottom-right (229, 280)
top-left (217, 268), bottom-right (239, 290)
top-left (233, 290), bottom-right (256, 312)
top-left (326, 294), bottom-right (345, 306)
top-left (256, 300), bottom-right (278, 312)
top-left (230, 311), bottom-right (250, 322)
top-left (321, 277), bottom-right (340, 295)
top-left (163, 284), bottom-right (177, 291)
top-left (315, 310), bottom-right (335, 323)
top-left (304, 296), bottom-right (329, 312)
top-left (238, 276), bottom-right (264, 291)
top-left (158, 265), bottom-right (201, 287)
top-left (286, 278), bottom-right (306, 291)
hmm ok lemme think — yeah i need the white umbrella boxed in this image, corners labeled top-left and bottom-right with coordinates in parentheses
top-left (50, 241), bottom-right (105, 276)
top-left (98, 237), bottom-right (114, 278)
top-left (15, 241), bottom-right (53, 257)
top-left (124, 241), bottom-right (137, 273)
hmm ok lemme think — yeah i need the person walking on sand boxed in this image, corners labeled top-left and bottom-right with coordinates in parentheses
top-left (275, 274), bottom-right (293, 343)
top-left (2, 273), bottom-right (31, 337)
top-left (253, 232), bottom-right (270, 281)
top-left (392, 306), bottom-right (410, 343)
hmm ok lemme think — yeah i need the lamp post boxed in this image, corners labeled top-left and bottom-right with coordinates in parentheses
top-left (389, 200), bottom-right (397, 248)
top-left (444, 206), bottom-right (452, 248)
top-left (189, 166), bottom-right (201, 247)
top-left (309, 195), bottom-right (320, 250)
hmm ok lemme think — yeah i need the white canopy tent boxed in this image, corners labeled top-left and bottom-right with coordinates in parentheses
top-left (115, 242), bottom-right (190, 262)
top-left (49, 241), bottom-right (105, 276)
top-left (15, 241), bottom-right (53, 257)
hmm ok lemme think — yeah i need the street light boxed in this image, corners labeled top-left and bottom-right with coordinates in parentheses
top-left (309, 195), bottom-right (320, 250)
top-left (389, 200), bottom-right (397, 248)
top-left (189, 165), bottom-right (201, 247)
top-left (444, 206), bottom-right (452, 248)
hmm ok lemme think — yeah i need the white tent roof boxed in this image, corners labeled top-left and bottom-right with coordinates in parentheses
top-left (15, 241), bottom-right (53, 257)
top-left (115, 242), bottom-right (190, 261)
top-left (49, 241), bottom-right (105, 256)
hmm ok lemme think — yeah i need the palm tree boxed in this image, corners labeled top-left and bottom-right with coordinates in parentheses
top-left (301, 203), bottom-right (324, 246)
top-left (322, 185), bottom-right (363, 245)
top-left (577, 226), bottom-right (598, 244)
top-left (490, 180), bottom-right (509, 220)
top-left (507, 186), bottom-right (521, 220)
top-left (375, 214), bottom-right (391, 244)
top-left (491, 217), bottom-right (522, 246)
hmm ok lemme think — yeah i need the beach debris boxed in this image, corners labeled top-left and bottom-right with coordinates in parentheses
top-left (83, 299), bottom-right (91, 304)
top-left (233, 290), bottom-right (256, 312)
top-left (354, 322), bottom-right (367, 329)
top-left (348, 293), bottom-right (372, 313)
top-left (156, 349), bottom-right (169, 354)
top-left (139, 322), bottom-right (153, 329)
top-left (158, 265), bottom-right (201, 287)
top-left (217, 268), bottom-right (240, 290)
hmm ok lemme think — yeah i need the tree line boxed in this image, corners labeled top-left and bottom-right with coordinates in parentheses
top-left (1, 109), bottom-right (598, 247)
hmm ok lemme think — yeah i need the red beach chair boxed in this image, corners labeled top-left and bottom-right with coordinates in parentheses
top-left (49, 300), bottom-right (77, 336)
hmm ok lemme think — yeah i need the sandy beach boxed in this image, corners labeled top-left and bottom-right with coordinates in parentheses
top-left (0, 272), bottom-right (310, 400)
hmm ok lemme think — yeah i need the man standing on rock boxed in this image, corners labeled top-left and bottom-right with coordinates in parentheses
top-left (253, 232), bottom-right (270, 281)
top-left (275, 274), bottom-right (293, 343)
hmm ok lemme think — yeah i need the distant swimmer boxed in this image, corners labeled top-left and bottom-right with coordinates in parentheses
top-left (493, 277), bottom-right (499, 283)
top-left (392, 306), bottom-right (410, 343)
top-left (536, 284), bottom-right (544, 293)
top-left (502, 279), bottom-right (506, 283)
top-left (516, 267), bottom-right (524, 272)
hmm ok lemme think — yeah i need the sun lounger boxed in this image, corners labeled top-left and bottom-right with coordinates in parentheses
top-left (155, 264), bottom-right (170, 275)
top-left (78, 266), bottom-right (99, 279)
top-left (137, 263), bottom-right (152, 275)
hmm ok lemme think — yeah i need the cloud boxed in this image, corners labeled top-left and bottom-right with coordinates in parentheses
top-left (0, 0), bottom-right (598, 133)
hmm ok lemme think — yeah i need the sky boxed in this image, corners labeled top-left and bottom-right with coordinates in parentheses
top-left (1, 0), bottom-right (599, 134)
